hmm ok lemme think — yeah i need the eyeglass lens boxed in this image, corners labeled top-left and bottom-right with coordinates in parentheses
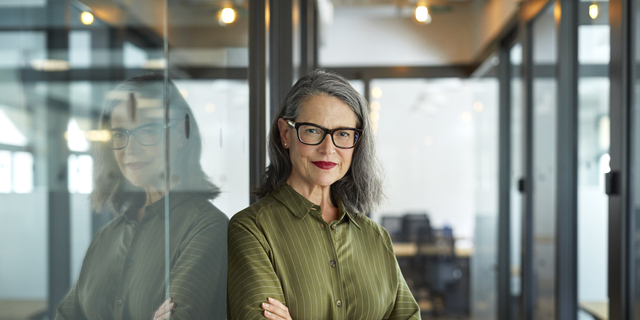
top-left (111, 124), bottom-right (163, 149)
top-left (297, 124), bottom-right (358, 148)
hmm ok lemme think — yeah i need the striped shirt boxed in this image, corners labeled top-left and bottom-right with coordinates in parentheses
top-left (228, 183), bottom-right (421, 320)
top-left (55, 192), bottom-right (228, 320)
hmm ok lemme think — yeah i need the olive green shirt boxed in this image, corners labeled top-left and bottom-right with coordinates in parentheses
top-left (227, 184), bottom-right (421, 320)
top-left (55, 193), bottom-right (228, 320)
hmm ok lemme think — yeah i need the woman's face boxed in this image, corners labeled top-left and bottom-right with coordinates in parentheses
top-left (110, 102), bottom-right (167, 188)
top-left (279, 94), bottom-right (358, 190)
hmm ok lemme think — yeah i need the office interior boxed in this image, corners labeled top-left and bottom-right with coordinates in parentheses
top-left (0, 0), bottom-right (632, 319)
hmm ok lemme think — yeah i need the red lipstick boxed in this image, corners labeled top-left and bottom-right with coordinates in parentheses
top-left (312, 161), bottom-right (337, 170)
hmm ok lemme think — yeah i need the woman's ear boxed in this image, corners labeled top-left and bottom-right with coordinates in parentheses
top-left (277, 118), bottom-right (291, 149)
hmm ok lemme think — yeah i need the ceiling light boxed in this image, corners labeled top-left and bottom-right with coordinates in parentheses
top-left (220, 7), bottom-right (236, 24)
top-left (589, 4), bottom-right (598, 20)
top-left (415, 6), bottom-right (431, 23)
top-left (80, 11), bottom-right (94, 25)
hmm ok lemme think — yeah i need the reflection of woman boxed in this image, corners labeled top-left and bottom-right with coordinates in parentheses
top-left (227, 70), bottom-right (421, 320)
top-left (55, 74), bottom-right (228, 320)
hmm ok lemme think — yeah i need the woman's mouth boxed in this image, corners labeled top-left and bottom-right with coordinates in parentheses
top-left (126, 162), bottom-right (150, 170)
top-left (312, 161), bottom-right (337, 170)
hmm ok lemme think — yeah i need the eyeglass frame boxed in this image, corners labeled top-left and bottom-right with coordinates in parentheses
top-left (110, 121), bottom-right (180, 150)
top-left (286, 119), bottom-right (363, 149)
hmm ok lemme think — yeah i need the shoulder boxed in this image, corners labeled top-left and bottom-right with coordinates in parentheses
top-left (178, 195), bottom-right (229, 226)
top-left (229, 194), bottom-right (281, 229)
top-left (352, 215), bottom-right (396, 254)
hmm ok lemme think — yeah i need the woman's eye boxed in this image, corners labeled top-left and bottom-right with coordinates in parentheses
top-left (112, 132), bottom-right (124, 139)
top-left (305, 128), bottom-right (319, 134)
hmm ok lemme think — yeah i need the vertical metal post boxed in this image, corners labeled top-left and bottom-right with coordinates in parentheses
top-left (497, 44), bottom-right (512, 320)
top-left (46, 0), bottom-right (71, 317)
top-left (555, 0), bottom-right (579, 319)
top-left (521, 21), bottom-right (535, 320)
top-left (249, 0), bottom-right (267, 204)
top-left (609, 0), bottom-right (632, 318)
top-left (299, 0), bottom-right (316, 76)
top-left (269, 0), bottom-right (293, 119)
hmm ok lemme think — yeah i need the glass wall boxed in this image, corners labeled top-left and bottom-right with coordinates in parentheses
top-left (369, 77), bottom-right (498, 319)
top-left (0, 0), bottom-right (247, 319)
top-left (577, 1), bottom-right (610, 319)
top-left (510, 41), bottom-right (524, 320)
top-left (531, 4), bottom-right (558, 319)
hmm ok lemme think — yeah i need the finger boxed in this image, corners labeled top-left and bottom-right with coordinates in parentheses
top-left (263, 309), bottom-right (285, 320)
top-left (262, 302), bottom-right (289, 320)
top-left (154, 300), bottom-right (174, 318)
top-left (267, 298), bottom-right (290, 315)
top-left (154, 310), bottom-right (173, 320)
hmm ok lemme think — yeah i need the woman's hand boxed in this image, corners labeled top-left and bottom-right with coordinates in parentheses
top-left (261, 297), bottom-right (292, 320)
top-left (153, 298), bottom-right (175, 320)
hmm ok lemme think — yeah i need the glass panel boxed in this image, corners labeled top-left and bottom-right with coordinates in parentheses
top-left (531, 4), bottom-right (558, 319)
top-left (0, 0), bottom-right (246, 318)
top-left (371, 77), bottom-right (498, 319)
top-left (510, 41), bottom-right (523, 320)
top-left (577, 2), bottom-right (610, 319)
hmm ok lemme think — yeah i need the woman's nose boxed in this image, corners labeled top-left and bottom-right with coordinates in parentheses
top-left (318, 134), bottom-right (336, 154)
top-left (123, 135), bottom-right (142, 155)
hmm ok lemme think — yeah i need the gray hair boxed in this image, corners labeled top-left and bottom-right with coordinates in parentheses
top-left (254, 69), bottom-right (384, 215)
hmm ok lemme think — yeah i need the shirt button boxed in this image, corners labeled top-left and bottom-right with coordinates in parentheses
top-left (329, 260), bottom-right (336, 268)
top-left (336, 300), bottom-right (343, 307)
top-left (331, 224), bottom-right (337, 230)
top-left (117, 299), bottom-right (123, 306)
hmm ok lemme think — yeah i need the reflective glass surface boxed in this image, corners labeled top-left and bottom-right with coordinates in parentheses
top-left (577, 2), bottom-right (609, 319)
top-left (510, 42), bottom-right (523, 320)
top-left (370, 77), bottom-right (498, 319)
top-left (0, 1), bottom-right (247, 318)
top-left (531, 4), bottom-right (558, 319)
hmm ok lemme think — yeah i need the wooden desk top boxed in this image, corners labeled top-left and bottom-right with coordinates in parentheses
top-left (393, 243), bottom-right (472, 257)
top-left (579, 301), bottom-right (608, 320)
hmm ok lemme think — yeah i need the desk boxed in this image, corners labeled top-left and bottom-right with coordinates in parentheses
top-left (0, 300), bottom-right (46, 320)
top-left (393, 243), bottom-right (473, 257)
top-left (579, 301), bottom-right (608, 320)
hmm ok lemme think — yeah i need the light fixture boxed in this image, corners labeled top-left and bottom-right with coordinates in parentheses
top-left (589, 4), bottom-right (599, 20)
top-left (473, 101), bottom-right (484, 112)
top-left (80, 11), bottom-right (94, 25)
top-left (415, 6), bottom-right (431, 24)
top-left (371, 87), bottom-right (382, 99)
top-left (219, 7), bottom-right (236, 25)
top-left (30, 59), bottom-right (70, 72)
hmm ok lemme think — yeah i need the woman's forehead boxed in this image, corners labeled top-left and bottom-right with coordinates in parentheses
top-left (297, 95), bottom-right (358, 126)
top-left (110, 102), bottom-right (169, 126)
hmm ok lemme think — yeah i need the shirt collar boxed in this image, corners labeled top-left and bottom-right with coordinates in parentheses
top-left (272, 183), bottom-right (361, 229)
top-left (113, 192), bottom-right (196, 228)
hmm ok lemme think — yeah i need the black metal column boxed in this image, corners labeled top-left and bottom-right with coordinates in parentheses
top-left (555, 0), bottom-right (579, 319)
top-left (521, 20), bottom-right (535, 320)
top-left (249, 0), bottom-right (267, 204)
top-left (269, 0), bottom-right (294, 119)
top-left (299, 0), bottom-right (317, 76)
top-left (497, 44), bottom-right (512, 320)
top-left (609, 0), bottom-right (632, 318)
top-left (46, 0), bottom-right (71, 317)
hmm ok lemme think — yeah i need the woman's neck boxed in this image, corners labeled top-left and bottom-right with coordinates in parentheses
top-left (286, 177), bottom-right (339, 223)
top-left (136, 177), bottom-right (181, 222)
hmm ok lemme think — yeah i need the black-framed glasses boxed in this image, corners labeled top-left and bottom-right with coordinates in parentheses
top-left (286, 120), bottom-right (363, 149)
top-left (110, 122), bottom-right (177, 150)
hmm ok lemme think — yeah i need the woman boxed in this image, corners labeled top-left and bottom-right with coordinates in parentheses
top-left (55, 74), bottom-right (228, 320)
top-left (226, 70), bottom-right (421, 320)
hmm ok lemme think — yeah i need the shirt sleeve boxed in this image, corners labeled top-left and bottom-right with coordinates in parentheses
top-left (169, 214), bottom-right (228, 320)
top-left (387, 261), bottom-right (422, 320)
top-left (227, 212), bottom-right (286, 320)
top-left (54, 282), bottom-right (87, 320)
